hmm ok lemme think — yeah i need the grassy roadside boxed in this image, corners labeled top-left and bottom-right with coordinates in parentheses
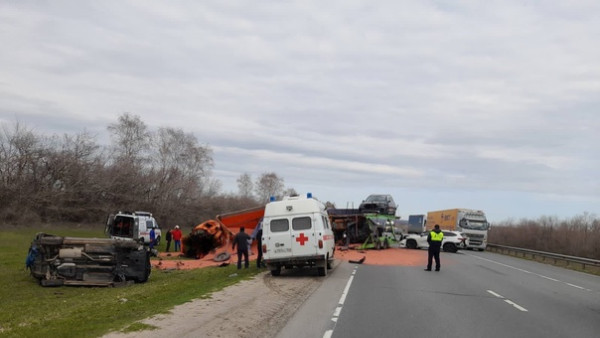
top-left (0, 227), bottom-right (262, 338)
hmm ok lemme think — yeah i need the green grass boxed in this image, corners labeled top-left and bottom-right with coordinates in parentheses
top-left (0, 227), bottom-right (262, 338)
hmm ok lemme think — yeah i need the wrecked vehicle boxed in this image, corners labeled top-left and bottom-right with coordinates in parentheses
top-left (358, 194), bottom-right (397, 216)
top-left (182, 206), bottom-right (264, 259)
top-left (26, 233), bottom-right (151, 287)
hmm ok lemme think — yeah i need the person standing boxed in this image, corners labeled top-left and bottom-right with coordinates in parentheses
top-left (172, 225), bottom-right (183, 252)
top-left (254, 222), bottom-right (265, 268)
top-left (232, 227), bottom-right (251, 269)
top-left (165, 228), bottom-right (172, 252)
top-left (425, 224), bottom-right (444, 271)
top-left (149, 227), bottom-right (156, 250)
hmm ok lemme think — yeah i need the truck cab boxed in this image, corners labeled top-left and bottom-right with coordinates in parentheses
top-left (262, 193), bottom-right (335, 276)
top-left (105, 211), bottom-right (162, 245)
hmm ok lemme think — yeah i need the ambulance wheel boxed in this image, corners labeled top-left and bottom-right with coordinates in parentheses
top-left (317, 266), bottom-right (327, 276)
top-left (270, 266), bottom-right (281, 276)
top-left (406, 240), bottom-right (417, 249)
top-left (327, 259), bottom-right (332, 270)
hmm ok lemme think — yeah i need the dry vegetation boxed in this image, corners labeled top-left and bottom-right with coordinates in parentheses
top-left (0, 114), bottom-right (285, 228)
top-left (489, 213), bottom-right (600, 260)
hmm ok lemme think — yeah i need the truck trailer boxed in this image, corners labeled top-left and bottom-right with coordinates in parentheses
top-left (426, 209), bottom-right (490, 251)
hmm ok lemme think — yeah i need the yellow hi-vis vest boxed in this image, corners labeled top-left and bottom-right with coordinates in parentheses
top-left (430, 231), bottom-right (444, 242)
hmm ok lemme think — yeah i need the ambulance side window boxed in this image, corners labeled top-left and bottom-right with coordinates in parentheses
top-left (322, 216), bottom-right (329, 229)
top-left (146, 220), bottom-right (153, 229)
top-left (292, 216), bottom-right (311, 230)
top-left (270, 219), bottom-right (289, 232)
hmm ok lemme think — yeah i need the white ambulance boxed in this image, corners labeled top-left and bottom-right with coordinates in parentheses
top-left (262, 193), bottom-right (335, 276)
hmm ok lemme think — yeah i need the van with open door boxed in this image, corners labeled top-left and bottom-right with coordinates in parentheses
top-left (105, 211), bottom-right (162, 246)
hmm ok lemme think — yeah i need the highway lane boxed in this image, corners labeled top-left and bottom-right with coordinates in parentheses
top-left (273, 250), bottom-right (600, 338)
top-left (329, 250), bottom-right (600, 338)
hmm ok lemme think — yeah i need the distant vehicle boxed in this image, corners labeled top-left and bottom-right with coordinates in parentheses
top-left (394, 214), bottom-right (426, 237)
top-left (358, 194), bottom-right (397, 215)
top-left (400, 230), bottom-right (467, 253)
top-left (26, 233), bottom-right (151, 286)
top-left (262, 193), bottom-right (335, 277)
top-left (427, 209), bottom-right (490, 251)
top-left (105, 211), bottom-right (162, 245)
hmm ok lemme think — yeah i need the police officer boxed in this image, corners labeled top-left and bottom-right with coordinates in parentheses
top-left (425, 224), bottom-right (444, 271)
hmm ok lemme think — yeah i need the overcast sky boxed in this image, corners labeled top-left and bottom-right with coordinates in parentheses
top-left (1, 1), bottom-right (599, 222)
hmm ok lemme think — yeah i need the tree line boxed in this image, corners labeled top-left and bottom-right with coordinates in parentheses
top-left (489, 213), bottom-right (600, 260)
top-left (0, 113), bottom-right (291, 228)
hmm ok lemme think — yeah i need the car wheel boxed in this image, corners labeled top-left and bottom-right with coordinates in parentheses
top-left (406, 239), bottom-right (417, 249)
top-left (443, 243), bottom-right (457, 253)
top-left (271, 266), bottom-right (281, 276)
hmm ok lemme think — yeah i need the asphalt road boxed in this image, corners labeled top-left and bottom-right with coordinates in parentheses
top-left (277, 250), bottom-right (600, 338)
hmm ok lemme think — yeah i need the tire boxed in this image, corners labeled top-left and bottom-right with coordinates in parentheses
top-left (213, 252), bottom-right (231, 262)
top-left (406, 239), bottom-right (417, 249)
top-left (478, 248), bottom-right (485, 252)
top-left (155, 236), bottom-right (161, 246)
top-left (317, 265), bottom-right (327, 276)
top-left (270, 266), bottom-right (281, 276)
top-left (135, 251), bottom-right (152, 283)
top-left (41, 278), bottom-right (64, 287)
top-left (443, 243), bottom-right (457, 253)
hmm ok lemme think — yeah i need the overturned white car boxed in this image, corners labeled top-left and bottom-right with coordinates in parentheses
top-left (26, 233), bottom-right (151, 287)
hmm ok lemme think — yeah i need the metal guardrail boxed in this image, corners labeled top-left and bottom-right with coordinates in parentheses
top-left (487, 243), bottom-right (600, 272)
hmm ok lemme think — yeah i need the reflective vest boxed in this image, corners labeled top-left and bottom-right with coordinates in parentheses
top-left (430, 231), bottom-right (444, 242)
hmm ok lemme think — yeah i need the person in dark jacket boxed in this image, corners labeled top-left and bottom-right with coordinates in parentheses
top-left (254, 221), bottom-right (265, 268)
top-left (232, 227), bottom-right (251, 269)
top-left (165, 229), bottom-right (172, 252)
top-left (425, 224), bottom-right (444, 271)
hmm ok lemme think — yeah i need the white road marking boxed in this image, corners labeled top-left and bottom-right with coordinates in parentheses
top-left (488, 289), bottom-right (528, 312)
top-left (338, 275), bottom-right (354, 304)
top-left (566, 283), bottom-right (586, 290)
top-left (467, 253), bottom-right (592, 292)
top-left (504, 299), bottom-right (528, 312)
top-left (487, 290), bottom-right (504, 298)
top-left (325, 266), bottom-right (357, 338)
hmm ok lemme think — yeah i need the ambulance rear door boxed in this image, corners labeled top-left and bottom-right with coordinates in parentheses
top-left (290, 213), bottom-right (318, 257)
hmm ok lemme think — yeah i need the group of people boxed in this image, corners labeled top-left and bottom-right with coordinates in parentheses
top-left (232, 222), bottom-right (265, 270)
top-left (164, 225), bottom-right (183, 252)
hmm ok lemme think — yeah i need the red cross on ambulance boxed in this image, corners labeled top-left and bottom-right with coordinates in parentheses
top-left (296, 232), bottom-right (309, 245)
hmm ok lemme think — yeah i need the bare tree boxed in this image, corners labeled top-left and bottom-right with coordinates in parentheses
top-left (149, 127), bottom-right (214, 219)
top-left (255, 172), bottom-right (284, 202)
top-left (282, 187), bottom-right (298, 197)
top-left (107, 113), bottom-right (150, 163)
top-left (237, 173), bottom-right (254, 198)
top-left (0, 121), bottom-right (44, 217)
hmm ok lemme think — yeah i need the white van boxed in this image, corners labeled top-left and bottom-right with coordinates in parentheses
top-left (262, 193), bottom-right (335, 276)
top-left (105, 211), bottom-right (162, 245)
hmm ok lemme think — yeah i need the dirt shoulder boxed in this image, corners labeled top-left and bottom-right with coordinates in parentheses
top-left (103, 269), bottom-right (324, 338)
top-left (104, 247), bottom-right (426, 338)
